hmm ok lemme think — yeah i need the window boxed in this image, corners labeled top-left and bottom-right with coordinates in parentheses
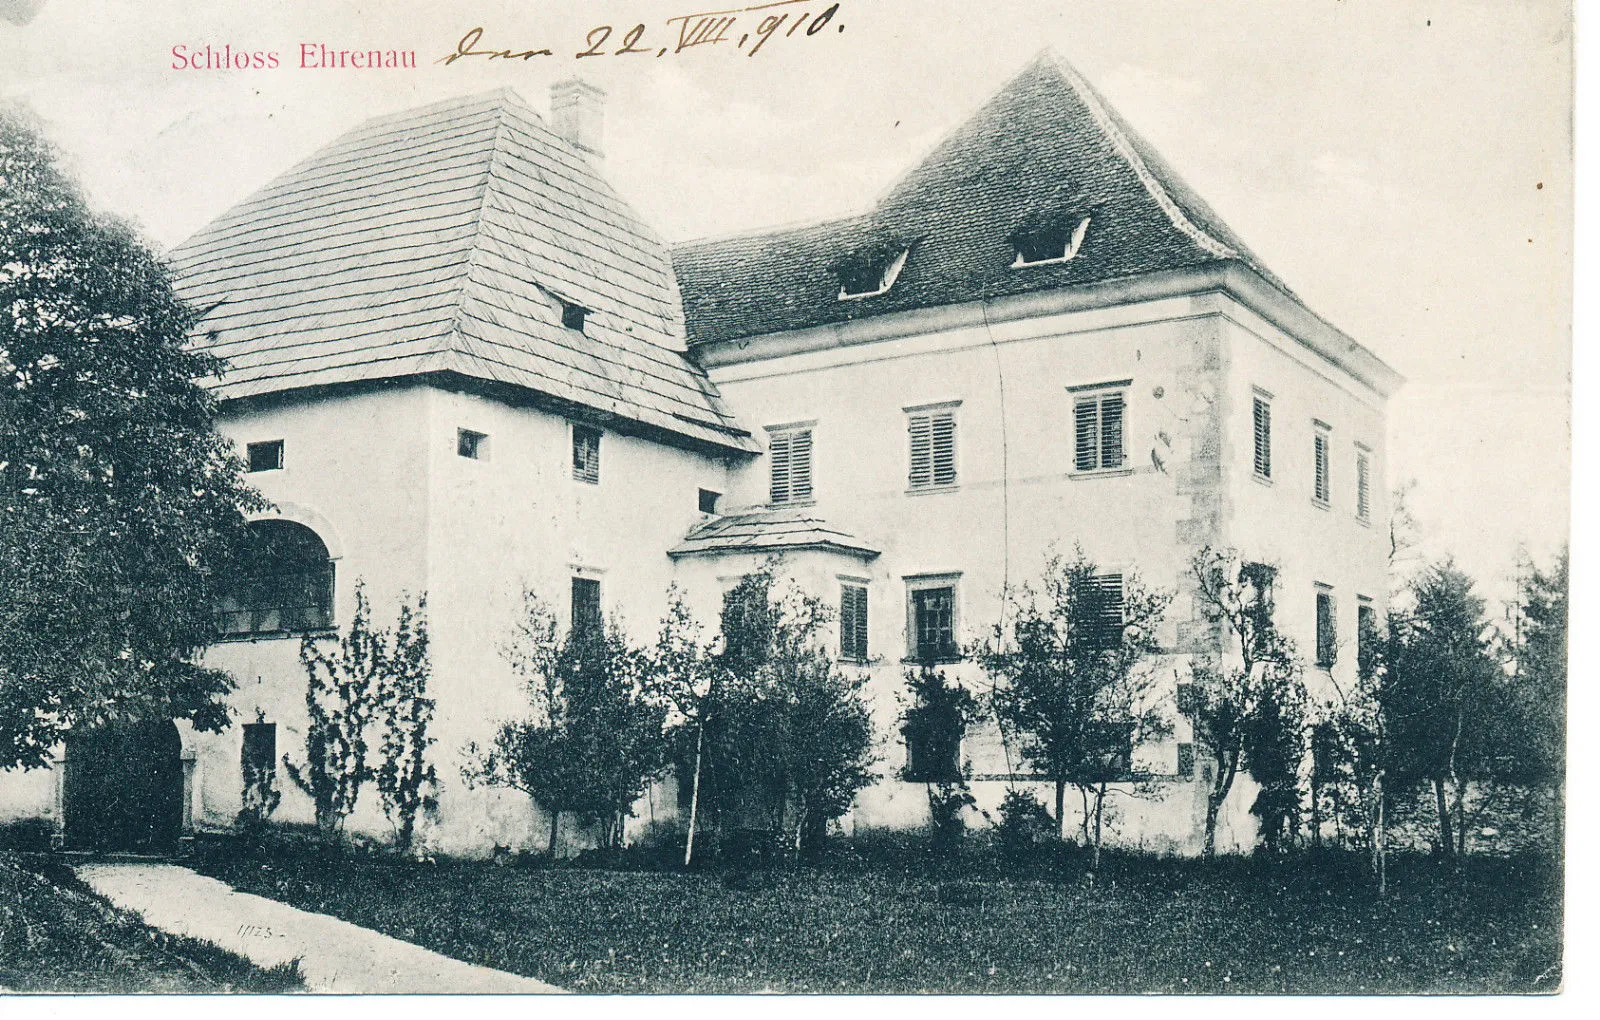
top-left (247, 440), bottom-right (284, 473)
top-left (1252, 394), bottom-right (1272, 479)
top-left (1356, 446), bottom-right (1372, 521)
top-left (215, 520), bottom-right (334, 636)
top-left (1177, 742), bottom-right (1195, 779)
top-left (572, 424), bottom-right (601, 484)
top-left (1313, 422), bottom-right (1331, 505)
top-left (767, 424), bottom-right (814, 505)
top-left (904, 694), bottom-right (964, 783)
top-left (840, 582), bottom-right (869, 661)
top-left (561, 301), bottom-right (588, 332)
top-left (906, 404), bottom-right (957, 490)
top-left (1085, 720), bottom-right (1135, 777)
top-left (457, 428), bottom-right (488, 460)
top-left (1357, 597), bottom-right (1377, 673)
top-left (1315, 587), bottom-right (1337, 668)
top-left (571, 576), bottom-right (602, 639)
top-left (1078, 572), bottom-right (1125, 649)
top-left (1073, 386), bottom-right (1126, 472)
top-left (698, 488), bottom-right (721, 515)
top-left (1241, 561), bottom-right (1277, 614)
top-left (837, 246), bottom-right (909, 300)
top-left (1012, 214), bottom-right (1091, 267)
top-left (241, 722), bottom-right (276, 786)
top-left (907, 581), bottom-right (959, 663)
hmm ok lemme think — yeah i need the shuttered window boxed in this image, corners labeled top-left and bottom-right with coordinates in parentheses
top-left (572, 424), bottom-right (601, 484)
top-left (1356, 448), bottom-right (1372, 521)
top-left (1313, 425), bottom-right (1331, 504)
top-left (768, 426), bottom-right (814, 505)
top-left (1080, 572), bottom-right (1125, 649)
top-left (1074, 391), bottom-right (1125, 472)
top-left (571, 577), bottom-right (602, 639)
top-left (907, 408), bottom-right (957, 490)
top-left (840, 583), bottom-right (869, 661)
top-left (1316, 588), bottom-right (1337, 668)
top-left (1252, 396), bottom-right (1272, 479)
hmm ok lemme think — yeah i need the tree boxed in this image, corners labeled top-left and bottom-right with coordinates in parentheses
top-left (372, 594), bottom-right (436, 852)
top-left (467, 590), bottom-right (666, 854)
top-left (977, 550), bottom-right (1172, 870)
top-left (287, 583), bottom-right (383, 833)
top-left (646, 587), bottom-right (721, 866)
top-left (1384, 561), bottom-right (1503, 857)
top-left (1513, 548), bottom-right (1566, 790)
top-left (1185, 547), bottom-right (1307, 857)
top-left (0, 105), bottom-right (264, 769)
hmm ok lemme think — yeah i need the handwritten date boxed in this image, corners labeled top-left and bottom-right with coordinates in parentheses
top-left (438, 0), bottom-right (843, 66)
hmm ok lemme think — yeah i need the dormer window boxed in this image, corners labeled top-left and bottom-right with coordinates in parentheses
top-left (836, 246), bottom-right (910, 301)
top-left (561, 301), bottom-right (589, 332)
top-left (1011, 214), bottom-right (1091, 267)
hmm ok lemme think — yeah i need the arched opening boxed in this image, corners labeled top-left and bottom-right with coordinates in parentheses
top-left (215, 519), bottom-right (335, 636)
top-left (62, 720), bottom-right (184, 852)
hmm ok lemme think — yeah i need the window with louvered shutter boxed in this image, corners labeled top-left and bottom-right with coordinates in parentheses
top-left (1253, 396), bottom-right (1272, 478)
top-left (571, 576), bottom-right (602, 639)
top-left (1316, 588), bottom-right (1337, 668)
top-left (1313, 426), bottom-right (1331, 504)
top-left (907, 409), bottom-right (957, 489)
top-left (1073, 390), bottom-right (1126, 471)
top-left (767, 426), bottom-right (814, 505)
top-left (840, 583), bottom-right (869, 661)
top-left (1080, 572), bottom-right (1125, 649)
top-left (572, 424), bottom-right (601, 484)
top-left (1356, 449), bottom-right (1371, 521)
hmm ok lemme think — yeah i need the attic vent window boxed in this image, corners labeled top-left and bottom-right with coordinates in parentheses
top-left (1012, 214), bottom-right (1091, 268)
top-left (561, 301), bottom-right (588, 332)
top-left (837, 246), bottom-right (909, 301)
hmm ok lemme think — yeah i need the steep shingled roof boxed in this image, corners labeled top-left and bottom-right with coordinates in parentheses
top-left (672, 51), bottom-right (1297, 347)
top-left (170, 89), bottom-right (757, 453)
top-left (668, 507), bottom-right (880, 560)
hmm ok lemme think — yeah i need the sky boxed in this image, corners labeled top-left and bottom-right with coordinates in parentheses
top-left (0, 0), bottom-right (1574, 602)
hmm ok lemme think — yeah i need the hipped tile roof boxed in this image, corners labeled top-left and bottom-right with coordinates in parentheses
top-left (668, 507), bottom-right (880, 560)
top-left (672, 51), bottom-right (1299, 347)
top-left (170, 89), bottom-right (757, 453)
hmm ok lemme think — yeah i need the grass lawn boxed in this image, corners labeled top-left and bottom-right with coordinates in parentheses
top-left (0, 852), bottom-right (302, 993)
top-left (194, 840), bottom-right (1561, 994)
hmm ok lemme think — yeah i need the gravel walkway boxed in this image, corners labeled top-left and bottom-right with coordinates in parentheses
top-left (76, 862), bottom-right (560, 994)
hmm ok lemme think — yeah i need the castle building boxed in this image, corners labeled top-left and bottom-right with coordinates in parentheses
top-left (1, 54), bottom-right (1398, 856)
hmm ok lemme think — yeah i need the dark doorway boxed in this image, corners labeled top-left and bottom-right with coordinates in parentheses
top-left (63, 720), bottom-right (184, 852)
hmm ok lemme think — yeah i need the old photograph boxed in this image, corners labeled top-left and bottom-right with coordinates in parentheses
top-left (0, 0), bottom-right (1573, 996)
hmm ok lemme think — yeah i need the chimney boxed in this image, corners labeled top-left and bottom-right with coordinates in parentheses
top-left (550, 78), bottom-right (605, 160)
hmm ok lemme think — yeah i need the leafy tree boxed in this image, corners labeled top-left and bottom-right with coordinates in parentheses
top-left (646, 587), bottom-right (721, 865)
top-left (467, 590), bottom-right (666, 854)
top-left (976, 550), bottom-right (1171, 869)
top-left (1513, 548), bottom-right (1566, 790)
top-left (0, 104), bottom-right (264, 768)
top-left (372, 594), bottom-right (436, 852)
top-left (288, 583), bottom-right (383, 833)
top-left (1383, 561), bottom-right (1503, 856)
top-left (900, 664), bottom-right (980, 856)
top-left (1185, 547), bottom-right (1306, 857)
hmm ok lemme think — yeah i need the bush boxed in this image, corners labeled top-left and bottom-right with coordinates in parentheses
top-left (993, 789), bottom-right (1054, 860)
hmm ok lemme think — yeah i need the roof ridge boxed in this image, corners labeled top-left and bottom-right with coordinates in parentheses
top-left (1036, 50), bottom-right (1235, 262)
top-left (438, 101), bottom-right (513, 368)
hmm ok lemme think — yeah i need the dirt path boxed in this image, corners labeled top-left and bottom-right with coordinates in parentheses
top-left (76, 862), bottom-right (561, 994)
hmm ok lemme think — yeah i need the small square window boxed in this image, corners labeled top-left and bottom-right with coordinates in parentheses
top-left (572, 424), bottom-right (601, 484)
top-left (457, 428), bottom-right (488, 460)
top-left (698, 488), bottom-right (721, 515)
top-left (247, 440), bottom-right (284, 473)
top-left (561, 302), bottom-right (588, 332)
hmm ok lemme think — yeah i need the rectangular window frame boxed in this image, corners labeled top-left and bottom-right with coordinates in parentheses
top-left (1312, 420), bottom-right (1332, 507)
top-left (246, 440), bottom-right (284, 473)
top-left (570, 575), bottom-right (602, 639)
top-left (1355, 443), bottom-right (1372, 523)
top-left (571, 423), bottom-right (602, 485)
top-left (1356, 595), bottom-right (1376, 673)
top-left (904, 573), bottom-right (962, 664)
top-left (839, 579), bottom-right (870, 662)
top-left (905, 401), bottom-right (960, 493)
top-left (456, 428), bottom-right (489, 461)
top-left (1081, 571), bottom-right (1127, 650)
top-left (1315, 584), bottom-right (1337, 669)
top-left (766, 421), bottom-right (816, 506)
top-left (1252, 389), bottom-right (1273, 482)
top-left (1069, 380), bottom-right (1131, 475)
